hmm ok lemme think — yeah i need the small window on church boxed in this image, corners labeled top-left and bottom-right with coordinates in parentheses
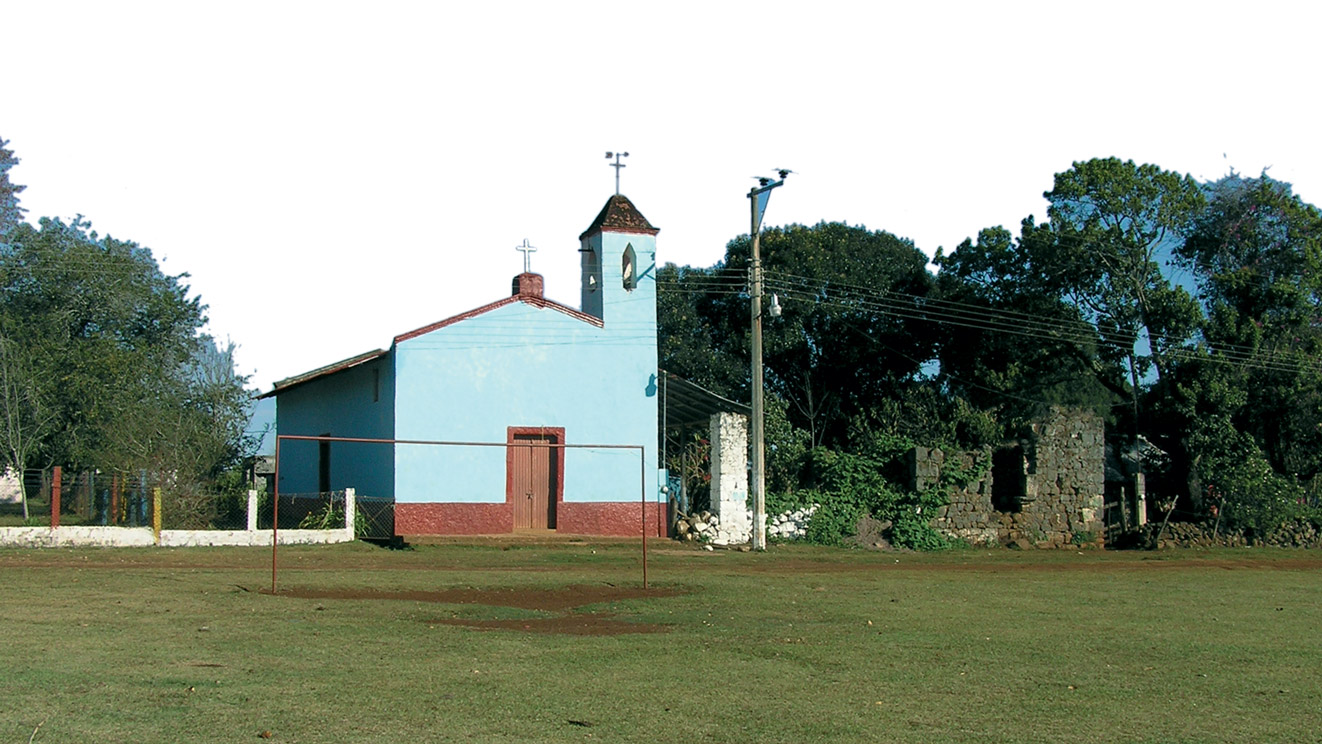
top-left (622, 244), bottom-right (637, 291)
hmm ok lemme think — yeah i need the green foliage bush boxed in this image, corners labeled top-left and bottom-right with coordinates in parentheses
top-left (793, 444), bottom-right (981, 550)
top-left (804, 492), bottom-right (871, 547)
top-left (764, 488), bottom-right (814, 516)
top-left (890, 510), bottom-right (950, 551)
top-left (1192, 421), bottom-right (1304, 535)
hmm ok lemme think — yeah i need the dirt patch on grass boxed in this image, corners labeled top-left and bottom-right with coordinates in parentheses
top-left (263, 584), bottom-right (683, 636)
top-left (263, 584), bottom-right (682, 611)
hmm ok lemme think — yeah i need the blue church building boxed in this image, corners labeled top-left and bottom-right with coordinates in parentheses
top-left (262, 194), bottom-right (667, 536)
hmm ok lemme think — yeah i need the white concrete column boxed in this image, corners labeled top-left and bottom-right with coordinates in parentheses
top-left (1133, 473), bottom-right (1147, 527)
top-left (709, 413), bottom-right (750, 544)
top-left (344, 488), bottom-right (356, 539)
top-left (246, 490), bottom-right (258, 531)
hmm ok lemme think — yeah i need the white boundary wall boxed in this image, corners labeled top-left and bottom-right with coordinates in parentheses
top-left (0, 489), bottom-right (356, 548)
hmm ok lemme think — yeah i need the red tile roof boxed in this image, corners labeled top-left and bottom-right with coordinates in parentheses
top-left (578, 194), bottom-right (659, 240)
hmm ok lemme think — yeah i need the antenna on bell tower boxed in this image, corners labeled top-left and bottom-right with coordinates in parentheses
top-left (605, 151), bottom-right (629, 195)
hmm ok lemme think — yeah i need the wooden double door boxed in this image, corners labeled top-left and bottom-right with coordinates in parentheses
top-left (507, 428), bottom-right (561, 530)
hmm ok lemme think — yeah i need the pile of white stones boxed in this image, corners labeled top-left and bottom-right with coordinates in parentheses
top-left (768, 505), bottom-right (817, 540)
top-left (674, 504), bottom-right (819, 546)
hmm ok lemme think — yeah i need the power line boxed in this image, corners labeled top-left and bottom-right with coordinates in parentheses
top-left (763, 282), bottom-right (1322, 376)
top-left (656, 268), bottom-right (1322, 375)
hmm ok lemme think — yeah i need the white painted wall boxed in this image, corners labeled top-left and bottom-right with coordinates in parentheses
top-left (0, 489), bottom-right (357, 548)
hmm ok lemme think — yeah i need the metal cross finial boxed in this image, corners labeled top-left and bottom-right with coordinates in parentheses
top-left (605, 151), bottom-right (629, 195)
top-left (515, 239), bottom-right (537, 273)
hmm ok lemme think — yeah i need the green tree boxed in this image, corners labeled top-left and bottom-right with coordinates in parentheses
top-left (0, 216), bottom-right (253, 503)
top-left (0, 334), bottom-right (55, 518)
top-left (933, 160), bottom-right (1214, 511)
top-left (1157, 173), bottom-right (1322, 518)
top-left (934, 220), bottom-right (1116, 431)
top-left (1042, 158), bottom-right (1206, 411)
top-left (0, 136), bottom-right (25, 244)
top-left (656, 262), bottom-right (747, 400)
top-left (1, 217), bottom-right (205, 467)
top-left (658, 222), bottom-right (950, 496)
top-left (742, 222), bottom-right (939, 449)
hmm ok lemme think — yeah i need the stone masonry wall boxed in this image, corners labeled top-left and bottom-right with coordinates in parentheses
top-left (924, 407), bottom-right (1106, 548)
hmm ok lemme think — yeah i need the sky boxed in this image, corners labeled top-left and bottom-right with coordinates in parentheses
top-left (5, 1), bottom-right (1320, 393)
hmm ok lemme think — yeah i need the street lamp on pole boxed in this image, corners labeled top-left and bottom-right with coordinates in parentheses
top-left (748, 169), bottom-right (790, 551)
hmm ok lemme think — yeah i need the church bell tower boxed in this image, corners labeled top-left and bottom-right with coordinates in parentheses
top-left (578, 194), bottom-right (658, 329)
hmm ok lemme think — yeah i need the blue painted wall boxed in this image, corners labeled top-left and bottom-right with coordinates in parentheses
top-left (393, 222), bottom-right (658, 506)
top-left (274, 356), bottom-right (395, 499)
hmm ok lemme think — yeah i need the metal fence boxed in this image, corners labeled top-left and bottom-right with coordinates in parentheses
top-left (257, 490), bottom-right (346, 531)
top-left (356, 495), bottom-right (395, 540)
top-left (3, 468), bottom-right (394, 538)
top-left (1, 469), bottom-right (165, 527)
top-left (256, 490), bottom-right (394, 538)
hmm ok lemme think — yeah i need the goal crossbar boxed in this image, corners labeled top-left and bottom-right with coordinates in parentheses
top-left (270, 434), bottom-right (651, 592)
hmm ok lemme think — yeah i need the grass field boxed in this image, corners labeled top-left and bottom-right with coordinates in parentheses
top-left (2, 540), bottom-right (1320, 743)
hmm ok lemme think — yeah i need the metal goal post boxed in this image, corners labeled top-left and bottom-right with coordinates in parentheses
top-left (270, 434), bottom-right (651, 591)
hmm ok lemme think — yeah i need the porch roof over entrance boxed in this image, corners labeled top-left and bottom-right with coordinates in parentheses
top-left (658, 369), bottom-right (750, 429)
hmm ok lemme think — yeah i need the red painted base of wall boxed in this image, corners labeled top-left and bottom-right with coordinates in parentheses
top-left (396, 502), bottom-right (513, 536)
top-left (558, 502), bottom-right (667, 538)
top-left (394, 502), bottom-right (666, 537)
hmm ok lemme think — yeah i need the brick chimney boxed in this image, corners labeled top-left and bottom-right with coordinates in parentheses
top-left (512, 272), bottom-right (544, 298)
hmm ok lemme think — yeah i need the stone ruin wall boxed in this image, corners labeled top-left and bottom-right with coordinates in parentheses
top-left (916, 407), bottom-right (1106, 549)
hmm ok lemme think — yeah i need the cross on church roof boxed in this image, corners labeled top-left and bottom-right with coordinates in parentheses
top-left (515, 238), bottom-right (538, 273)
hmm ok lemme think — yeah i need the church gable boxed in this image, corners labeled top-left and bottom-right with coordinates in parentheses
top-left (395, 297), bottom-right (605, 361)
top-left (394, 291), bottom-right (601, 345)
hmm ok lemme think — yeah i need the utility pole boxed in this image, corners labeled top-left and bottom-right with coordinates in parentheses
top-left (748, 170), bottom-right (789, 551)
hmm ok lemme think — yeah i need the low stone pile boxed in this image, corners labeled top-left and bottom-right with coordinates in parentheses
top-left (672, 510), bottom-right (738, 544)
top-left (768, 505), bottom-right (817, 540)
top-left (673, 505), bottom-right (818, 546)
top-left (1141, 519), bottom-right (1322, 549)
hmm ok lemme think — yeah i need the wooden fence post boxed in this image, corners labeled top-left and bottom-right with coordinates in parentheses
top-left (110, 475), bottom-right (120, 525)
top-left (51, 466), bottom-right (62, 528)
top-left (111, 474), bottom-right (120, 526)
top-left (152, 488), bottom-right (162, 545)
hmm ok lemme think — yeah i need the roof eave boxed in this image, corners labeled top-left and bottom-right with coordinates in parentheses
top-left (260, 348), bottom-right (388, 399)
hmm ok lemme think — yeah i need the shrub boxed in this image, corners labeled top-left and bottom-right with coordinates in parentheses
top-left (796, 444), bottom-right (987, 550)
top-left (765, 488), bottom-right (811, 516)
top-left (805, 496), bottom-right (871, 547)
top-left (891, 509), bottom-right (952, 551)
top-left (1193, 423), bottom-right (1304, 535)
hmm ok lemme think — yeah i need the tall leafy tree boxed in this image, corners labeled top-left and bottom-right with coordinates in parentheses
top-left (0, 216), bottom-right (253, 501)
top-left (1041, 158), bottom-right (1206, 413)
top-left (0, 136), bottom-right (26, 243)
top-left (749, 222), bottom-right (940, 449)
top-left (659, 222), bottom-right (943, 450)
top-left (0, 334), bottom-right (55, 518)
top-left (1, 217), bottom-right (204, 467)
top-left (1158, 173), bottom-right (1322, 518)
top-left (934, 219), bottom-right (1115, 429)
